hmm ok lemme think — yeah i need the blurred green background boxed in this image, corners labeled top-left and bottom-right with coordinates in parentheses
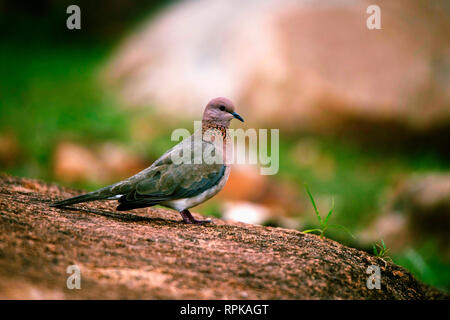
top-left (0, 0), bottom-right (449, 292)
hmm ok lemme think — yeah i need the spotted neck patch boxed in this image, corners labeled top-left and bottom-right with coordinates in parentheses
top-left (202, 121), bottom-right (228, 140)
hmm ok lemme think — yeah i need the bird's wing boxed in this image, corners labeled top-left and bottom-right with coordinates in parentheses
top-left (111, 136), bottom-right (225, 208)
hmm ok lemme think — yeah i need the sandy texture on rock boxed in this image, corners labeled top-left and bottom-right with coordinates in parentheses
top-left (0, 174), bottom-right (447, 299)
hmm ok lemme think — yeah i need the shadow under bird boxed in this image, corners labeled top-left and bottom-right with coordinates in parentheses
top-left (51, 97), bottom-right (244, 224)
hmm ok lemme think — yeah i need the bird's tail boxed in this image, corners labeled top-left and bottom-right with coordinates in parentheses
top-left (50, 190), bottom-right (105, 207)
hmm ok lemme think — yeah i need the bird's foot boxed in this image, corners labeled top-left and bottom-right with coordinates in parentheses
top-left (183, 218), bottom-right (212, 225)
top-left (180, 209), bottom-right (212, 225)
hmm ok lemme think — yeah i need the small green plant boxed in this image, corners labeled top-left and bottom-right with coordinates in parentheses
top-left (302, 184), bottom-right (354, 239)
top-left (372, 239), bottom-right (392, 263)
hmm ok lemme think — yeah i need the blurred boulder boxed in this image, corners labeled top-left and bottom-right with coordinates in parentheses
top-left (222, 200), bottom-right (300, 229)
top-left (53, 142), bottom-right (148, 184)
top-left (361, 173), bottom-right (450, 256)
top-left (53, 142), bottom-right (96, 183)
top-left (359, 213), bottom-right (410, 253)
top-left (220, 164), bottom-right (305, 222)
top-left (390, 174), bottom-right (450, 238)
top-left (0, 132), bottom-right (20, 168)
top-left (105, 0), bottom-right (450, 144)
top-left (222, 201), bottom-right (271, 225)
top-left (220, 164), bottom-right (268, 202)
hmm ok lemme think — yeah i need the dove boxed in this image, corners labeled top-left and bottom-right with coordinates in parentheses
top-left (51, 97), bottom-right (244, 224)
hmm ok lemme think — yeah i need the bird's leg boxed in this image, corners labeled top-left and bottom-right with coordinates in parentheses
top-left (179, 209), bottom-right (212, 224)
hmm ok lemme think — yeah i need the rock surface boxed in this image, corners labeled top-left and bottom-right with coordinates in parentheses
top-left (0, 174), bottom-right (447, 299)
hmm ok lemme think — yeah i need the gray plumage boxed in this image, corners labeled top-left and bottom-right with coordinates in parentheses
top-left (51, 97), bottom-right (243, 224)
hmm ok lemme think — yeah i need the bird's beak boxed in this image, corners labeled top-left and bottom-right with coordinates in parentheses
top-left (231, 112), bottom-right (244, 122)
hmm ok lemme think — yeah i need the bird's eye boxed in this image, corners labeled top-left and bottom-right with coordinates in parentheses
top-left (219, 105), bottom-right (226, 111)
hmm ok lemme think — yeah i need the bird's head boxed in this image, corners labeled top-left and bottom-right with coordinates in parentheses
top-left (202, 97), bottom-right (244, 125)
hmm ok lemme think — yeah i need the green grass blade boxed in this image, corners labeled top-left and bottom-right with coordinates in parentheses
top-left (304, 184), bottom-right (322, 225)
top-left (324, 196), bottom-right (335, 225)
top-left (302, 229), bottom-right (323, 235)
top-left (372, 244), bottom-right (378, 256)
